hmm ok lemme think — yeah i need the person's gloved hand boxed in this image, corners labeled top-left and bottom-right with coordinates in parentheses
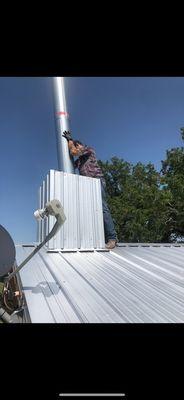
top-left (62, 131), bottom-right (73, 141)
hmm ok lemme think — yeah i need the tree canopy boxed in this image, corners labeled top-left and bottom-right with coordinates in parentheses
top-left (98, 129), bottom-right (184, 243)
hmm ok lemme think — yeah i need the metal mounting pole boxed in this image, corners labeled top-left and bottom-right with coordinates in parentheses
top-left (53, 77), bottom-right (74, 173)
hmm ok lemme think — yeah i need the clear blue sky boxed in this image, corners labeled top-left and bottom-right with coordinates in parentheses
top-left (0, 77), bottom-right (184, 244)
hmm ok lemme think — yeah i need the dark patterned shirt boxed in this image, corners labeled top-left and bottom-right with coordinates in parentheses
top-left (74, 146), bottom-right (104, 178)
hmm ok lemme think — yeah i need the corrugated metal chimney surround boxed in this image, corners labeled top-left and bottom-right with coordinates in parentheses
top-left (37, 170), bottom-right (105, 250)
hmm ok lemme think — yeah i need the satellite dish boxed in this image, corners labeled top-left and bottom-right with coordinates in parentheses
top-left (0, 225), bottom-right (16, 277)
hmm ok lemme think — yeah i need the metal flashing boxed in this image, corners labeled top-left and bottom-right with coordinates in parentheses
top-left (38, 170), bottom-right (105, 250)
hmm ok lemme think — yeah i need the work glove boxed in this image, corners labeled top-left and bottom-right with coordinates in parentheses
top-left (62, 131), bottom-right (73, 141)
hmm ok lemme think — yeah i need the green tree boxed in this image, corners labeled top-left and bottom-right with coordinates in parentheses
top-left (99, 157), bottom-right (172, 242)
top-left (98, 157), bottom-right (131, 197)
top-left (161, 130), bottom-right (184, 239)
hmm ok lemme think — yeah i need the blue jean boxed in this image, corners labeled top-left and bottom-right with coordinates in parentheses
top-left (100, 178), bottom-right (117, 242)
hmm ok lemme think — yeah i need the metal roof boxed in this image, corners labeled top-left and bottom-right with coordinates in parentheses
top-left (15, 244), bottom-right (184, 323)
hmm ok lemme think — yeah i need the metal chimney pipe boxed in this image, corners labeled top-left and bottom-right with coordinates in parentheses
top-left (53, 77), bottom-right (74, 173)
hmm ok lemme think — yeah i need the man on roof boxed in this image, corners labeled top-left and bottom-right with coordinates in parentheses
top-left (62, 130), bottom-right (118, 250)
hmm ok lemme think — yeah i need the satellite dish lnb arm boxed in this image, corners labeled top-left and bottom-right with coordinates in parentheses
top-left (6, 200), bottom-right (66, 282)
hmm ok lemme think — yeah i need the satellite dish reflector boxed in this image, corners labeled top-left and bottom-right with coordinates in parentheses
top-left (0, 225), bottom-right (16, 277)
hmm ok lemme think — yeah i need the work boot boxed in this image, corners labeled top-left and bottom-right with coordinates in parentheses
top-left (105, 239), bottom-right (117, 249)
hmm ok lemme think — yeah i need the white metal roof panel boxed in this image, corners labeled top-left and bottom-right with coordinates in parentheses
top-left (38, 170), bottom-right (105, 250)
top-left (15, 244), bottom-right (184, 323)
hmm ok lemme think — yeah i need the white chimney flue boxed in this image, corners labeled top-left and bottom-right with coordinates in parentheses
top-left (53, 77), bottom-right (74, 173)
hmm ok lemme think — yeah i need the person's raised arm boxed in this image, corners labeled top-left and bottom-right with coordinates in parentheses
top-left (62, 131), bottom-right (81, 156)
top-left (68, 139), bottom-right (81, 156)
